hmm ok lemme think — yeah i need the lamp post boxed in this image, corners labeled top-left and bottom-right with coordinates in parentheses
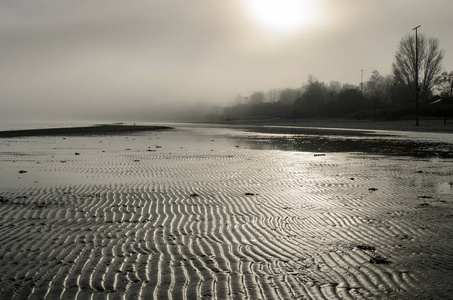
top-left (360, 69), bottom-right (364, 96)
top-left (413, 25), bottom-right (421, 126)
top-left (360, 69), bottom-right (364, 111)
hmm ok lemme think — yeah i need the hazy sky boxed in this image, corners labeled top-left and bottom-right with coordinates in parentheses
top-left (1, 0), bottom-right (452, 121)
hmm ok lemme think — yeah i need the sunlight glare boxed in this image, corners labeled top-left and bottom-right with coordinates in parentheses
top-left (247, 0), bottom-right (320, 31)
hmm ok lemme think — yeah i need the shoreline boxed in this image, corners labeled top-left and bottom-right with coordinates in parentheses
top-left (213, 118), bottom-right (453, 134)
top-left (0, 124), bottom-right (173, 138)
top-left (1, 119), bottom-right (452, 138)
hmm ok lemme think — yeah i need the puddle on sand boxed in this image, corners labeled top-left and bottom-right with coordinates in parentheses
top-left (437, 181), bottom-right (453, 195)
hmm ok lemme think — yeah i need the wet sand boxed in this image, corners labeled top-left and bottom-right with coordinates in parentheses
top-left (219, 118), bottom-right (453, 134)
top-left (0, 125), bottom-right (452, 299)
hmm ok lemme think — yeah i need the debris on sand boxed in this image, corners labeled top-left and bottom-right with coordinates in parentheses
top-left (75, 152), bottom-right (80, 155)
top-left (368, 188), bottom-right (378, 192)
top-left (190, 193), bottom-right (199, 198)
top-left (18, 170), bottom-right (27, 174)
top-left (356, 245), bottom-right (391, 264)
top-left (370, 254), bottom-right (391, 265)
top-left (245, 192), bottom-right (255, 196)
top-left (356, 244), bottom-right (376, 252)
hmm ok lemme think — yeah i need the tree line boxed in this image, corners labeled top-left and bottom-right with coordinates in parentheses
top-left (218, 34), bottom-right (453, 122)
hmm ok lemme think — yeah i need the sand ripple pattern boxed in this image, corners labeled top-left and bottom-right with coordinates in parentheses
top-left (0, 131), bottom-right (452, 299)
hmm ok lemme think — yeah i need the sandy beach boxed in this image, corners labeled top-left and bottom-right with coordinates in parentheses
top-left (0, 124), bottom-right (452, 299)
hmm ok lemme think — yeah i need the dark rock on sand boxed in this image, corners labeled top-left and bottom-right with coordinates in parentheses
top-left (356, 244), bottom-right (376, 252)
top-left (370, 254), bottom-right (391, 265)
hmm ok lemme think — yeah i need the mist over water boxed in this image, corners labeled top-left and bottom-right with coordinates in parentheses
top-left (1, 1), bottom-right (452, 124)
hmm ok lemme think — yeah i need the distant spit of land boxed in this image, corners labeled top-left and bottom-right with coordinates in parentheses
top-left (0, 124), bottom-right (173, 138)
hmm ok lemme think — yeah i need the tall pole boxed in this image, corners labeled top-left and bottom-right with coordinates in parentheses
top-left (413, 25), bottom-right (421, 126)
top-left (360, 69), bottom-right (364, 111)
top-left (360, 69), bottom-right (364, 96)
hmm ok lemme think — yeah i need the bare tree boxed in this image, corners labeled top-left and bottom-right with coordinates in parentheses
top-left (278, 88), bottom-right (300, 105)
top-left (365, 70), bottom-right (394, 106)
top-left (249, 91), bottom-right (265, 105)
top-left (436, 71), bottom-right (453, 124)
top-left (437, 71), bottom-right (453, 100)
top-left (392, 34), bottom-right (444, 101)
top-left (266, 89), bottom-right (280, 103)
top-left (233, 93), bottom-right (245, 105)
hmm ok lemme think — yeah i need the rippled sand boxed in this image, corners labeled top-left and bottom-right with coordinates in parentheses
top-left (0, 125), bottom-right (452, 299)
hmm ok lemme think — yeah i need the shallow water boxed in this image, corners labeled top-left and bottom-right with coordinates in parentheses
top-left (0, 124), bottom-right (452, 299)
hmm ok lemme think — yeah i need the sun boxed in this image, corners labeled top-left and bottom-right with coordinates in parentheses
top-left (246, 0), bottom-right (320, 31)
